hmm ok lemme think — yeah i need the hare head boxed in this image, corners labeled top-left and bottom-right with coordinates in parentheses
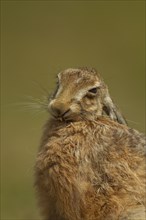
top-left (49, 68), bottom-right (127, 124)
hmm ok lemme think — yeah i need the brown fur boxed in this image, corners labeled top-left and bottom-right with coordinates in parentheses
top-left (35, 68), bottom-right (146, 220)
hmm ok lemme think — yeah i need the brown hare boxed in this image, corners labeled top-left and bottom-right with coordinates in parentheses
top-left (35, 68), bottom-right (146, 220)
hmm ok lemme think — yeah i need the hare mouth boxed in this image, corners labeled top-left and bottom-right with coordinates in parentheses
top-left (51, 112), bottom-right (80, 123)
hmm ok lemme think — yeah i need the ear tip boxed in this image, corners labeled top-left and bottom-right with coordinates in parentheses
top-left (118, 117), bottom-right (128, 125)
top-left (102, 103), bottom-right (128, 126)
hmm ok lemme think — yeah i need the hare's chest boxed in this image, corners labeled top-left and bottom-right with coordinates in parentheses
top-left (39, 133), bottom-right (93, 184)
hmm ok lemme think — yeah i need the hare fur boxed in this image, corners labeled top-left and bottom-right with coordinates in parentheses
top-left (35, 68), bottom-right (146, 220)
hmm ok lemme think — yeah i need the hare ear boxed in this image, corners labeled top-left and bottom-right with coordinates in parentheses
top-left (102, 95), bottom-right (127, 125)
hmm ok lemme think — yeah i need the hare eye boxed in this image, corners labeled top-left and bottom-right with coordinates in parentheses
top-left (88, 87), bottom-right (98, 94)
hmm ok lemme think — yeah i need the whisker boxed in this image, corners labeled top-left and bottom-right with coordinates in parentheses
top-left (9, 95), bottom-right (49, 115)
top-left (32, 80), bottom-right (50, 96)
top-left (126, 119), bottom-right (140, 125)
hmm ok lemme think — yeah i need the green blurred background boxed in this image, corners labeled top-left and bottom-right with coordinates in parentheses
top-left (1, 0), bottom-right (145, 219)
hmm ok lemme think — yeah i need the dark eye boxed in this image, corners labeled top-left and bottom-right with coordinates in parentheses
top-left (88, 87), bottom-right (98, 94)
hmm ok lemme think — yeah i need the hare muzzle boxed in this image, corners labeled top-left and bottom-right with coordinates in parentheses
top-left (49, 99), bottom-right (71, 119)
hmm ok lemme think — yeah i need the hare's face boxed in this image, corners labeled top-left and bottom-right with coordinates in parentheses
top-left (49, 68), bottom-right (104, 122)
top-left (48, 68), bottom-right (127, 125)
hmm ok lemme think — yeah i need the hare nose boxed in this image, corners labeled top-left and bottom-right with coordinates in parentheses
top-left (50, 101), bottom-right (70, 117)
